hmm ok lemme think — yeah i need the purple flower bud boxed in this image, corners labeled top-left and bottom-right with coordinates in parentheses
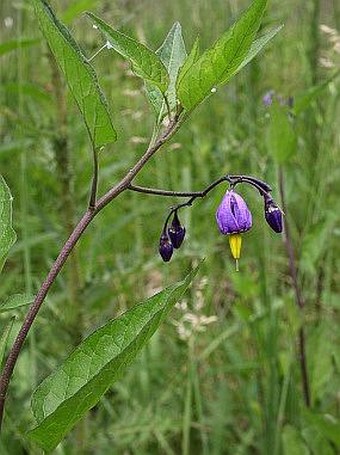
top-left (216, 190), bottom-right (252, 235)
top-left (168, 212), bottom-right (186, 249)
top-left (159, 232), bottom-right (173, 262)
top-left (264, 196), bottom-right (283, 233)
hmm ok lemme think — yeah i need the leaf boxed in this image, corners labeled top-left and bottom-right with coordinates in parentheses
top-left (0, 38), bottom-right (40, 57)
top-left (28, 266), bottom-right (200, 452)
top-left (177, 0), bottom-right (268, 111)
top-left (145, 22), bottom-right (187, 120)
top-left (87, 12), bottom-right (169, 94)
top-left (176, 37), bottom-right (200, 92)
top-left (0, 294), bottom-right (35, 313)
top-left (0, 317), bottom-right (15, 369)
top-left (0, 175), bottom-right (16, 273)
top-left (232, 25), bottom-right (283, 76)
top-left (267, 102), bottom-right (297, 163)
top-left (32, 0), bottom-right (117, 149)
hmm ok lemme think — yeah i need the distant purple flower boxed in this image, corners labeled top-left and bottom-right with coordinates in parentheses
top-left (168, 212), bottom-right (186, 249)
top-left (263, 90), bottom-right (294, 109)
top-left (262, 90), bottom-right (275, 106)
top-left (264, 196), bottom-right (283, 233)
top-left (159, 232), bottom-right (173, 262)
top-left (216, 190), bottom-right (252, 235)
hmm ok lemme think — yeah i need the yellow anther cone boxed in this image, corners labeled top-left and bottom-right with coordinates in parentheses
top-left (228, 234), bottom-right (242, 271)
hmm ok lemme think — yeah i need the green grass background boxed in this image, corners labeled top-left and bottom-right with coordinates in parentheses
top-left (0, 0), bottom-right (339, 453)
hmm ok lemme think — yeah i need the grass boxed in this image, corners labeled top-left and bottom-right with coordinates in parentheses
top-left (0, 0), bottom-right (339, 453)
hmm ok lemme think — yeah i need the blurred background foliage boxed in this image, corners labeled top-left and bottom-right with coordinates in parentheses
top-left (0, 0), bottom-right (339, 453)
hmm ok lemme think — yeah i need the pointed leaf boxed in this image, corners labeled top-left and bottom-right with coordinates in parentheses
top-left (28, 266), bottom-right (200, 452)
top-left (32, 0), bottom-right (117, 149)
top-left (0, 175), bottom-right (16, 273)
top-left (231, 25), bottom-right (283, 77)
top-left (145, 22), bottom-right (187, 120)
top-left (177, 0), bottom-right (268, 111)
top-left (0, 293), bottom-right (35, 313)
top-left (87, 13), bottom-right (169, 94)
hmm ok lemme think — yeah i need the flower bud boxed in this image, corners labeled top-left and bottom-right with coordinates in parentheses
top-left (168, 212), bottom-right (186, 249)
top-left (159, 232), bottom-right (173, 262)
top-left (264, 196), bottom-right (283, 233)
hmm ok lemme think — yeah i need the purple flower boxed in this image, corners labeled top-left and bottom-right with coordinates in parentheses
top-left (168, 212), bottom-right (186, 249)
top-left (216, 190), bottom-right (252, 235)
top-left (264, 196), bottom-right (283, 233)
top-left (263, 90), bottom-right (275, 106)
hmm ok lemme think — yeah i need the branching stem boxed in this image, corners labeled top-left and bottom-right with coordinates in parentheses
top-left (0, 116), bottom-right (181, 431)
top-left (129, 175), bottom-right (274, 233)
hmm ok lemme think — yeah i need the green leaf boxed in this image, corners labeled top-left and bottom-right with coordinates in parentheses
top-left (176, 37), bottom-right (200, 92)
top-left (0, 293), bottom-right (35, 313)
top-left (145, 22), bottom-right (187, 120)
top-left (232, 25), bottom-right (283, 76)
top-left (87, 12), bottom-right (169, 94)
top-left (177, 0), bottom-right (268, 111)
top-left (0, 317), bottom-right (15, 369)
top-left (28, 266), bottom-right (200, 452)
top-left (32, 0), bottom-right (117, 149)
top-left (0, 175), bottom-right (16, 273)
top-left (267, 102), bottom-right (297, 163)
top-left (0, 38), bottom-right (40, 57)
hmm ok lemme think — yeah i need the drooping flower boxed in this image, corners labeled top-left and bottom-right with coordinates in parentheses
top-left (216, 190), bottom-right (252, 234)
top-left (168, 211), bottom-right (186, 249)
top-left (159, 231), bottom-right (173, 262)
top-left (216, 190), bottom-right (252, 270)
top-left (264, 195), bottom-right (283, 233)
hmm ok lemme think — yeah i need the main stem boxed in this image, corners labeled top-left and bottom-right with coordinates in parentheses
top-left (278, 167), bottom-right (311, 408)
top-left (0, 118), bottom-right (179, 431)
